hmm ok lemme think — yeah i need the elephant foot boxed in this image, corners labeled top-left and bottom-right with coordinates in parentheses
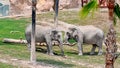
top-left (98, 50), bottom-right (103, 55)
top-left (62, 55), bottom-right (67, 58)
top-left (49, 53), bottom-right (54, 56)
top-left (46, 52), bottom-right (54, 55)
top-left (78, 53), bottom-right (83, 55)
top-left (90, 52), bottom-right (95, 55)
top-left (98, 52), bottom-right (102, 55)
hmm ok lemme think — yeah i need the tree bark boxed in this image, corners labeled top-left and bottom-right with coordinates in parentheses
top-left (105, 25), bottom-right (117, 68)
top-left (107, 0), bottom-right (115, 21)
top-left (105, 0), bottom-right (119, 68)
top-left (3, 38), bottom-right (27, 44)
top-left (53, 0), bottom-right (59, 28)
top-left (31, 0), bottom-right (37, 63)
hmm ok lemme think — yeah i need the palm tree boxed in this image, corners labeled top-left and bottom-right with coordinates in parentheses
top-left (79, 0), bottom-right (120, 68)
top-left (105, 1), bottom-right (117, 68)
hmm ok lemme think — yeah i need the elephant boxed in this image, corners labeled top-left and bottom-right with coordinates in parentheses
top-left (25, 24), bottom-right (64, 56)
top-left (64, 25), bottom-right (104, 55)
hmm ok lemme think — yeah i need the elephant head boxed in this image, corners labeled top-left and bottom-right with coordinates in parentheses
top-left (49, 29), bottom-right (64, 56)
top-left (64, 27), bottom-right (80, 44)
top-left (64, 27), bottom-right (84, 55)
top-left (51, 30), bottom-right (63, 42)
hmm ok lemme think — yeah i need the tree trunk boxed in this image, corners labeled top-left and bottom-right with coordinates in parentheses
top-left (105, 0), bottom-right (119, 68)
top-left (107, 0), bottom-right (115, 21)
top-left (53, 0), bottom-right (59, 28)
top-left (31, 0), bottom-right (37, 63)
top-left (105, 25), bottom-right (117, 68)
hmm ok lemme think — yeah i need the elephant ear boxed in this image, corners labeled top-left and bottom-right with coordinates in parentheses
top-left (50, 30), bottom-right (57, 37)
top-left (73, 29), bottom-right (78, 38)
top-left (51, 30), bottom-right (62, 38)
top-left (69, 27), bottom-right (78, 37)
top-left (66, 31), bottom-right (70, 36)
top-left (69, 27), bottom-right (77, 32)
top-left (51, 30), bottom-right (57, 35)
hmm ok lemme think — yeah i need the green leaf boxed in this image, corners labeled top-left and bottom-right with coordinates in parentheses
top-left (79, 0), bottom-right (98, 19)
top-left (114, 3), bottom-right (120, 19)
top-left (113, 15), bottom-right (117, 26)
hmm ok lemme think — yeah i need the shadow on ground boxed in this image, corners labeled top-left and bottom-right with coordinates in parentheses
top-left (66, 51), bottom-right (105, 56)
top-left (37, 59), bottom-right (75, 68)
top-left (36, 47), bottom-right (64, 56)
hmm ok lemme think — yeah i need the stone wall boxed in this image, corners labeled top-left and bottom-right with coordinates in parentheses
top-left (9, 0), bottom-right (32, 15)
top-left (5, 0), bottom-right (120, 15)
top-left (9, 0), bottom-right (81, 15)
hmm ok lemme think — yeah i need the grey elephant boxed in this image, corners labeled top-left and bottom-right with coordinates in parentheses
top-left (64, 26), bottom-right (104, 55)
top-left (25, 24), bottom-right (64, 56)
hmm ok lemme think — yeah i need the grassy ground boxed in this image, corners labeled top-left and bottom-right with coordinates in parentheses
top-left (0, 62), bottom-right (16, 68)
top-left (0, 10), bottom-right (120, 68)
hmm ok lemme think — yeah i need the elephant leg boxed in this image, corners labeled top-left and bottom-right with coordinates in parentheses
top-left (46, 44), bottom-right (50, 55)
top-left (97, 42), bottom-right (103, 55)
top-left (77, 42), bottom-right (83, 55)
top-left (58, 41), bottom-right (64, 56)
top-left (49, 43), bottom-right (54, 55)
top-left (27, 43), bottom-right (31, 51)
top-left (47, 42), bottom-right (54, 55)
top-left (90, 44), bottom-right (97, 55)
top-left (46, 40), bottom-right (54, 55)
top-left (45, 34), bottom-right (54, 55)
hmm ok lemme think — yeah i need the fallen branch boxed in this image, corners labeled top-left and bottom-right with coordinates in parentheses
top-left (3, 38), bottom-right (27, 44)
top-left (2, 38), bottom-right (76, 46)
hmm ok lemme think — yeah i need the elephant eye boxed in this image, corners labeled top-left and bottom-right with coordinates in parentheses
top-left (75, 35), bottom-right (78, 39)
top-left (67, 32), bottom-right (70, 35)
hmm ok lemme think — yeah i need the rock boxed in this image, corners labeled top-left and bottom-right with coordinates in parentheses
top-left (9, 0), bottom-right (81, 15)
top-left (59, 0), bottom-right (81, 9)
top-left (9, 0), bottom-right (32, 15)
top-left (37, 0), bottom-right (54, 12)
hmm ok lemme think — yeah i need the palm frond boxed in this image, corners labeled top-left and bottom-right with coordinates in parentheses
top-left (114, 3), bottom-right (120, 19)
top-left (114, 3), bottom-right (120, 25)
top-left (113, 15), bottom-right (117, 26)
top-left (79, 0), bottom-right (98, 19)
